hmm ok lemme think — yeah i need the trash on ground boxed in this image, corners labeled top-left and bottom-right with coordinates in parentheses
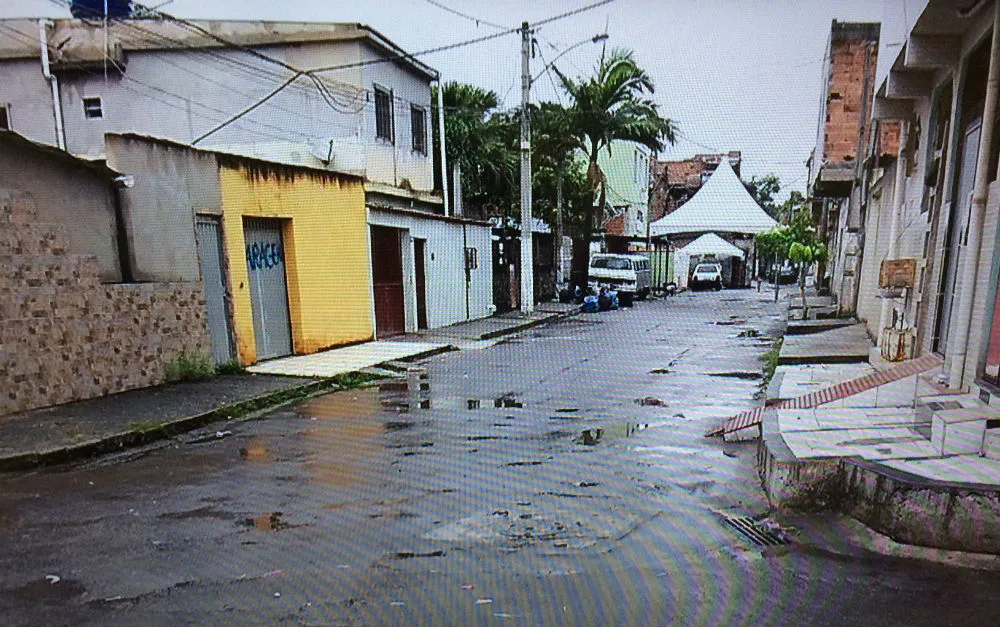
top-left (45, 575), bottom-right (60, 584)
top-left (635, 397), bottom-right (664, 406)
top-left (475, 598), bottom-right (493, 605)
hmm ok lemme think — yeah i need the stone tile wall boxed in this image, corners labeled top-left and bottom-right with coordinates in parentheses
top-left (0, 191), bottom-right (210, 416)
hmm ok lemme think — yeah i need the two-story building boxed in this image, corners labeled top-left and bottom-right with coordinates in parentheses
top-left (0, 17), bottom-right (493, 342)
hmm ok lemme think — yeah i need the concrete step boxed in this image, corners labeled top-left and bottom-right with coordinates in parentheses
top-left (930, 406), bottom-right (1000, 456)
top-left (917, 394), bottom-right (984, 425)
top-left (785, 318), bottom-right (857, 336)
top-left (983, 428), bottom-right (1000, 461)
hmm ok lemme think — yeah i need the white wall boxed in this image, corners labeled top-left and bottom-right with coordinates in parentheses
top-left (0, 57), bottom-right (58, 146)
top-left (368, 209), bottom-right (492, 330)
top-left (1, 35), bottom-right (435, 191)
top-left (361, 43), bottom-right (435, 192)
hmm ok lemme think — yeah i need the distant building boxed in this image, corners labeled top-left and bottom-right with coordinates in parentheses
top-left (649, 151), bottom-right (742, 223)
top-left (597, 140), bottom-right (651, 247)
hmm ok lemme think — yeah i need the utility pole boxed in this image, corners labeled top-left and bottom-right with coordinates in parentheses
top-left (519, 21), bottom-right (535, 313)
top-left (555, 171), bottom-right (564, 284)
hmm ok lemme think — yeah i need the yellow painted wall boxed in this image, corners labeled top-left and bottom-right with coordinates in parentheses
top-left (219, 163), bottom-right (373, 364)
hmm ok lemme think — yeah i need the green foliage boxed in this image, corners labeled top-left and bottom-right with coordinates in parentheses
top-left (332, 371), bottom-right (386, 389)
top-left (164, 352), bottom-right (215, 383)
top-left (432, 82), bottom-right (518, 218)
top-left (215, 360), bottom-right (246, 375)
top-left (756, 337), bottom-right (784, 400)
top-left (553, 48), bottom-right (677, 284)
top-left (744, 173), bottom-right (781, 218)
top-left (127, 420), bottom-right (164, 434)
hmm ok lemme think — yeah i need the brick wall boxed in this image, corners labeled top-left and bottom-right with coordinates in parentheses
top-left (823, 38), bottom-right (878, 165)
top-left (0, 191), bottom-right (211, 416)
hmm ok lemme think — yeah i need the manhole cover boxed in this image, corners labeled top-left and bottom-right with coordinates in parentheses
top-left (722, 516), bottom-right (787, 547)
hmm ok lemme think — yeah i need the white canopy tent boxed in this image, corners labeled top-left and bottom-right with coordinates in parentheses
top-left (650, 160), bottom-right (777, 237)
top-left (674, 233), bottom-right (747, 288)
top-left (679, 232), bottom-right (745, 259)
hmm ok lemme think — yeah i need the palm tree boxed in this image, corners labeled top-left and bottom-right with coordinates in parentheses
top-left (554, 48), bottom-right (677, 288)
top-left (432, 82), bottom-right (517, 217)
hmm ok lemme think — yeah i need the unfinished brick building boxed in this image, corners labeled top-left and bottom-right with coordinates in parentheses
top-left (649, 151), bottom-right (742, 223)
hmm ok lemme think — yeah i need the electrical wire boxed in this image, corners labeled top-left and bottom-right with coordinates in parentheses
top-left (421, 0), bottom-right (510, 31)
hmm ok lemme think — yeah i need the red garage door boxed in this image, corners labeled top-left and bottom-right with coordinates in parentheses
top-left (371, 226), bottom-right (406, 338)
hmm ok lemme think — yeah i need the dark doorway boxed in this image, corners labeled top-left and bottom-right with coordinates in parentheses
top-left (371, 226), bottom-right (406, 338)
top-left (414, 238), bottom-right (428, 330)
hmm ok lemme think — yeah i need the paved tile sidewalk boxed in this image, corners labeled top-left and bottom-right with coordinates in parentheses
top-left (247, 341), bottom-right (451, 377)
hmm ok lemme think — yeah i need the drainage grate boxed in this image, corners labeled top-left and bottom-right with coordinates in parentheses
top-left (722, 516), bottom-right (787, 547)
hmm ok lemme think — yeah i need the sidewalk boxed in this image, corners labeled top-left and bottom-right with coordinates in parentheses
top-left (0, 374), bottom-right (328, 471)
top-left (405, 302), bottom-right (580, 344)
top-left (0, 305), bottom-right (578, 471)
top-left (756, 322), bottom-right (1000, 554)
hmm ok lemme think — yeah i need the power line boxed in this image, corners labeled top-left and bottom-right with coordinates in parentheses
top-left (532, 0), bottom-right (615, 28)
top-left (421, 0), bottom-right (510, 30)
top-left (192, 73), bottom-right (302, 144)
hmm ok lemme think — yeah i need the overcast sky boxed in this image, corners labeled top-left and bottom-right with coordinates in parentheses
top-left (3, 0), bottom-right (926, 199)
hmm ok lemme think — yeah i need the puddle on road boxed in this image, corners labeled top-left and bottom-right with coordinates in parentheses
top-left (238, 443), bottom-right (273, 462)
top-left (707, 371), bottom-right (763, 381)
top-left (394, 550), bottom-right (445, 559)
top-left (245, 512), bottom-right (294, 532)
top-left (9, 577), bottom-right (87, 603)
top-left (384, 421), bottom-right (415, 432)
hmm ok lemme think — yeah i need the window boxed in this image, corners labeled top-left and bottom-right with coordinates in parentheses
top-left (464, 247), bottom-right (478, 270)
top-left (591, 257), bottom-right (631, 270)
top-left (374, 87), bottom-right (393, 143)
top-left (83, 97), bottom-right (103, 119)
top-left (411, 105), bottom-right (427, 155)
top-left (0, 105), bottom-right (9, 130)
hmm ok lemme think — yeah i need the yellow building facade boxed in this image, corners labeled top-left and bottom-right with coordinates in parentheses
top-left (218, 160), bottom-right (374, 365)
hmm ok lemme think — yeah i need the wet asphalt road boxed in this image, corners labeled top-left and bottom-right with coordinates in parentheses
top-left (3, 290), bottom-right (1000, 626)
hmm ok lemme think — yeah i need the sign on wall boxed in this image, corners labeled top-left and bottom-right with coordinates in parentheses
top-left (879, 258), bottom-right (916, 288)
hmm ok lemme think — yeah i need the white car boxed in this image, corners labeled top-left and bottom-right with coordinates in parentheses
top-left (690, 263), bottom-right (723, 291)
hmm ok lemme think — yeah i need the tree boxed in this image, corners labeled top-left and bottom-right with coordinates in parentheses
top-left (744, 173), bottom-right (781, 220)
top-left (755, 206), bottom-right (826, 316)
top-left (554, 48), bottom-right (677, 288)
top-left (778, 190), bottom-right (808, 224)
top-left (432, 82), bottom-right (517, 217)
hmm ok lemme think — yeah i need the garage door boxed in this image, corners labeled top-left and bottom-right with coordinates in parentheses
top-left (371, 226), bottom-right (406, 338)
top-left (195, 216), bottom-right (235, 365)
top-left (244, 218), bottom-right (293, 360)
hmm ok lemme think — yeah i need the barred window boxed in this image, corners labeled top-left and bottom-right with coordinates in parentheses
top-left (411, 105), bottom-right (426, 155)
top-left (83, 97), bottom-right (103, 120)
top-left (374, 87), bottom-right (393, 143)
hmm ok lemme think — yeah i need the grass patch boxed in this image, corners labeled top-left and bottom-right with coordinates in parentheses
top-left (332, 371), bottom-right (387, 389)
top-left (755, 337), bottom-right (784, 400)
top-left (164, 352), bottom-right (215, 383)
top-left (127, 420), bottom-right (164, 434)
top-left (215, 360), bottom-right (246, 375)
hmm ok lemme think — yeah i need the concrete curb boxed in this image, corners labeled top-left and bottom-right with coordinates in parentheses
top-left (390, 344), bottom-right (458, 362)
top-left (478, 309), bottom-right (579, 340)
top-left (0, 378), bottom-right (339, 472)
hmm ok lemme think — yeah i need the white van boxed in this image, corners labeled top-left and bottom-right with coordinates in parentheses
top-left (589, 254), bottom-right (652, 302)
